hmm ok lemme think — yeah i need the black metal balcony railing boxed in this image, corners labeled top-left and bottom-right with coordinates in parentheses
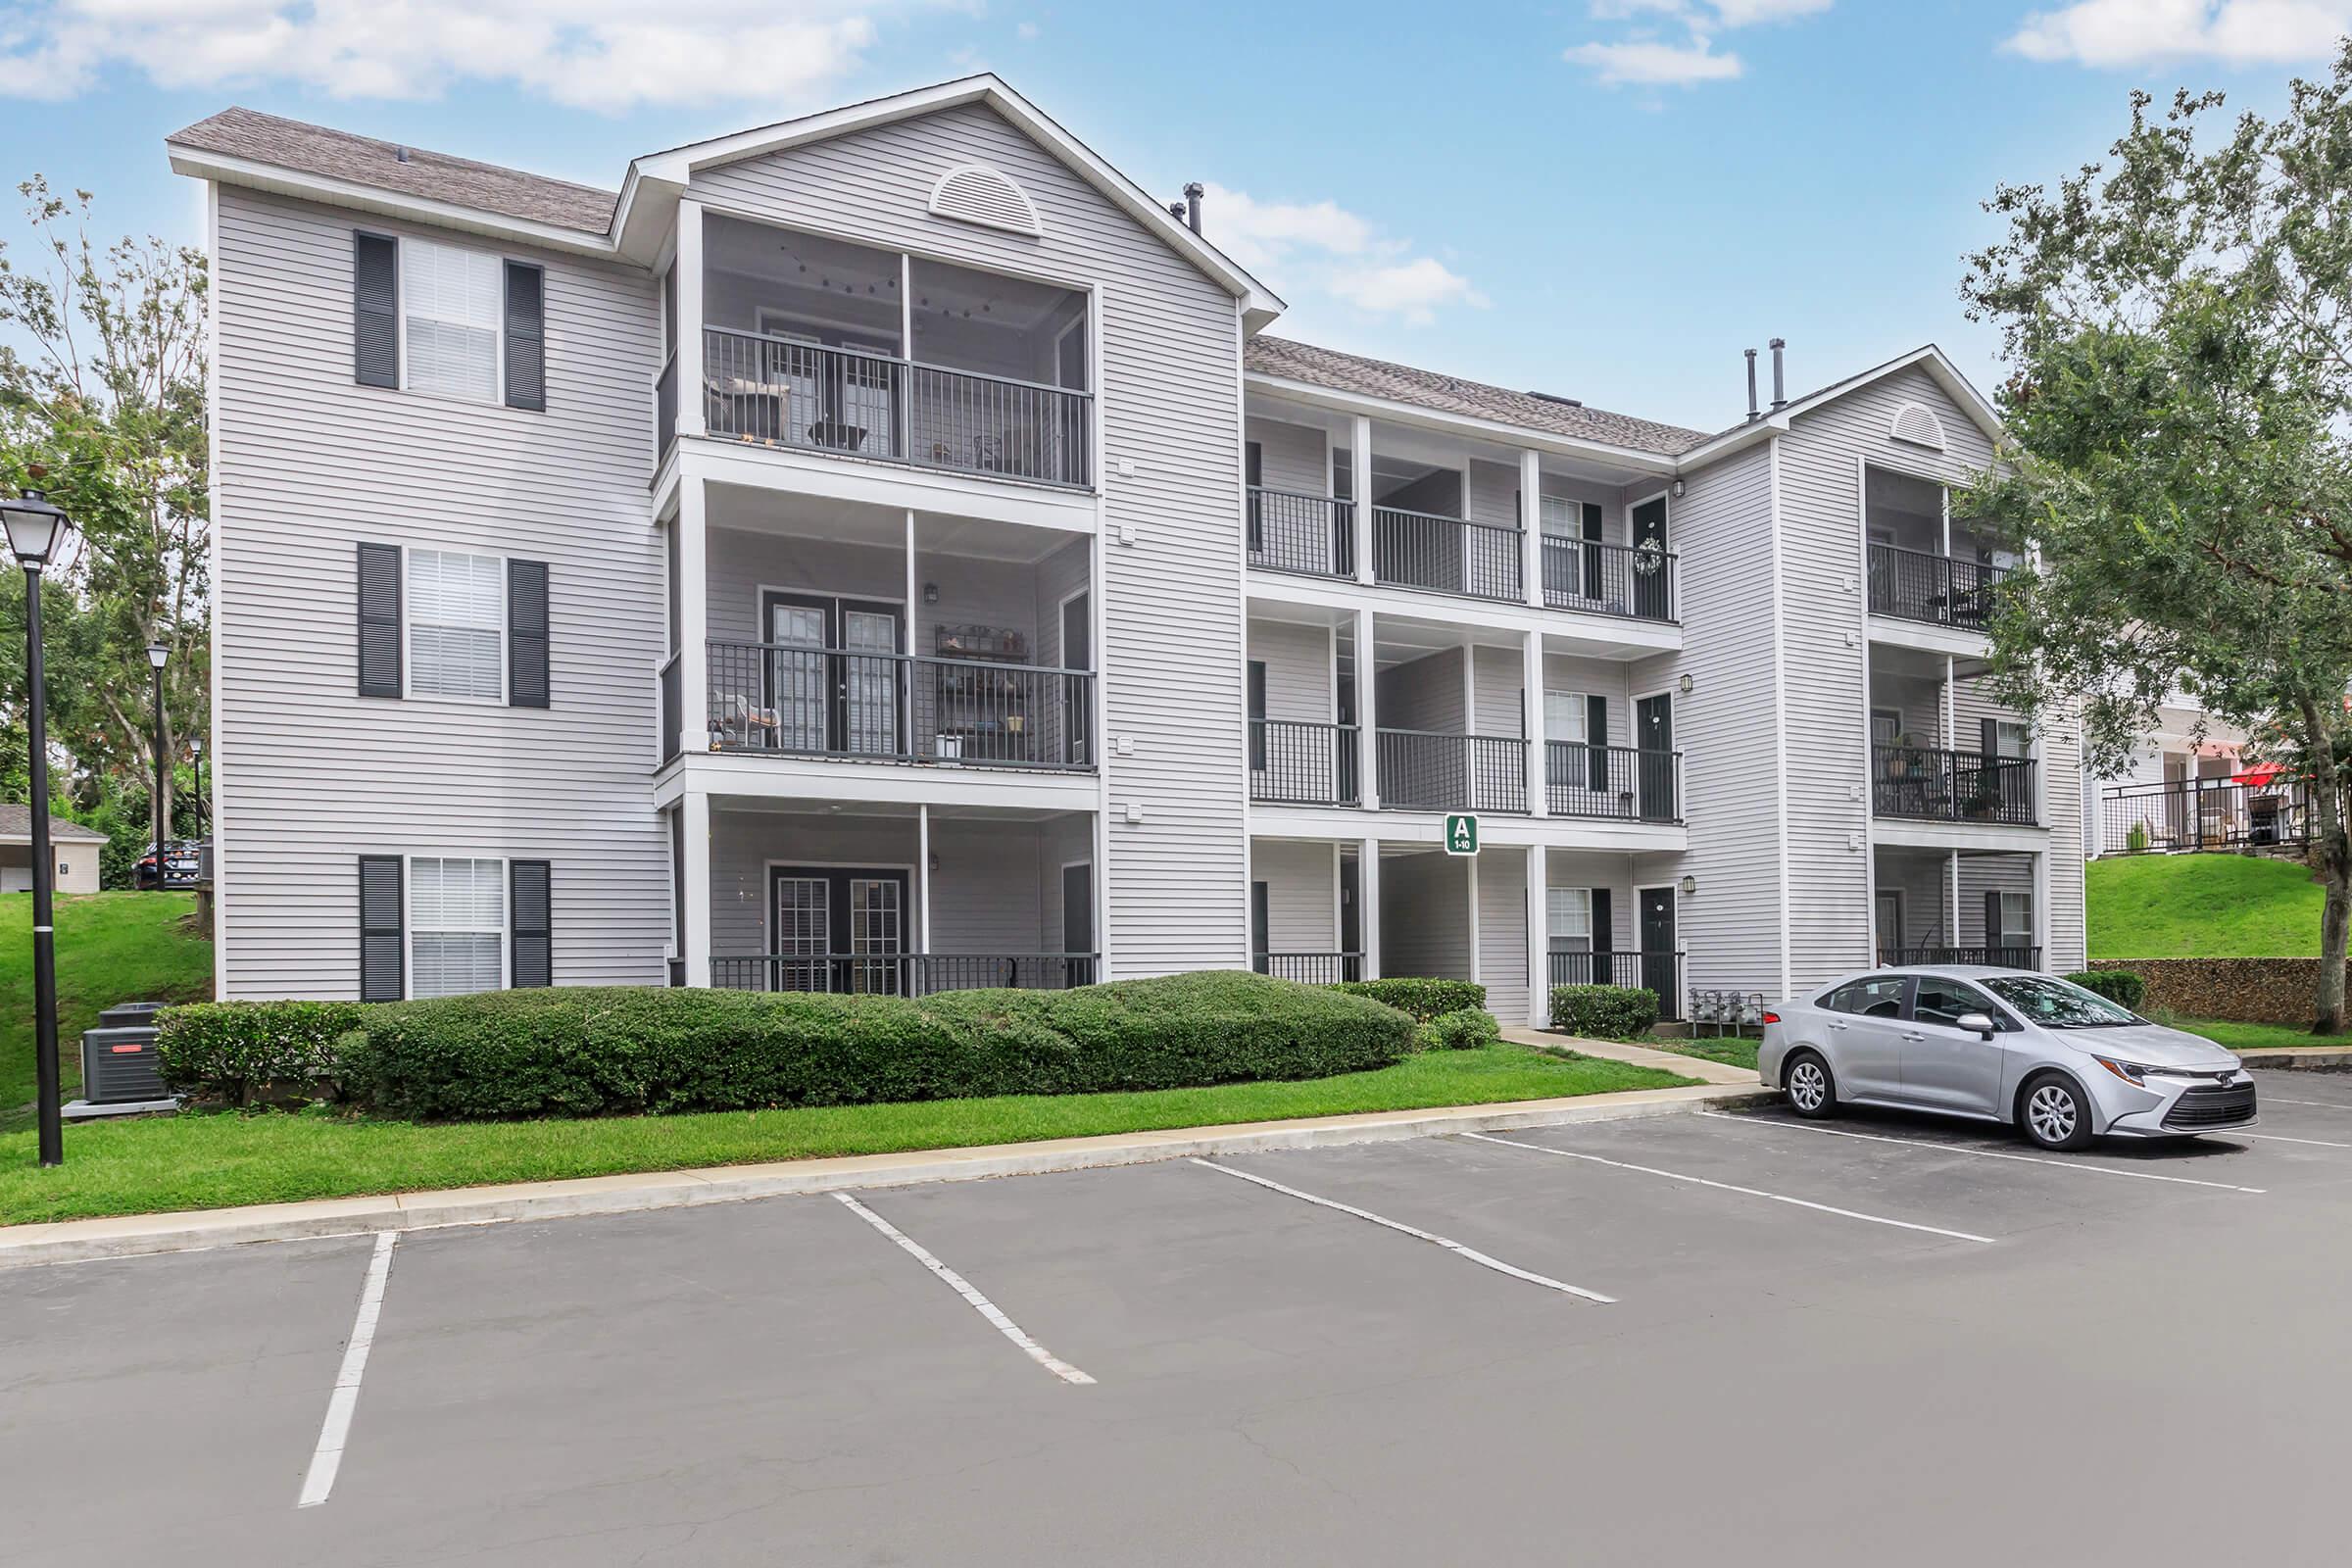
top-left (1877, 945), bottom-right (2042, 970)
top-left (1247, 487), bottom-right (1355, 578)
top-left (1547, 950), bottom-right (1682, 1020)
top-left (1377, 729), bottom-right (1528, 813)
top-left (1867, 542), bottom-right (2011, 630)
top-left (1255, 952), bottom-right (1365, 984)
top-left (701, 327), bottom-right (1092, 489)
top-left (1539, 537), bottom-right (1677, 621)
top-left (2097, 777), bottom-right (2316, 856)
top-left (710, 953), bottom-right (1100, 994)
top-left (1872, 744), bottom-right (2036, 824)
top-left (1249, 719), bottom-right (1359, 805)
top-left (1544, 743), bottom-right (1682, 822)
top-left (1373, 506), bottom-right (1523, 602)
top-left (705, 640), bottom-right (1096, 770)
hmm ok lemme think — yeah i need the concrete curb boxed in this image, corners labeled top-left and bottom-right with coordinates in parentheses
top-left (2239, 1046), bottom-right (2352, 1070)
top-left (0, 1082), bottom-right (1772, 1270)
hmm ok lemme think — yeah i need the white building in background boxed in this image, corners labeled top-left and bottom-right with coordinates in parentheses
top-left (171, 74), bottom-right (2083, 1023)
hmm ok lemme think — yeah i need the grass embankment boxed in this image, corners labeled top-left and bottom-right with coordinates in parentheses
top-left (2088, 855), bottom-right (2324, 960)
top-left (0, 892), bottom-right (211, 1128)
top-left (0, 1042), bottom-right (1691, 1227)
top-left (1643, 1035), bottom-right (1760, 1072)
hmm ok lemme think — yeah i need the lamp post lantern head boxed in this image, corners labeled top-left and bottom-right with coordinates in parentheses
top-left (146, 641), bottom-right (170, 670)
top-left (0, 490), bottom-right (71, 568)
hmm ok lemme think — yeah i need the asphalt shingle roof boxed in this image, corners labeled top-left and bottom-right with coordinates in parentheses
top-left (1244, 336), bottom-right (1714, 457)
top-left (169, 107), bottom-right (617, 236)
top-left (0, 805), bottom-right (108, 842)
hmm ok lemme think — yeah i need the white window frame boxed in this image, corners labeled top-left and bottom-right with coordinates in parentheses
top-left (405, 854), bottom-right (510, 1000)
top-left (1997, 890), bottom-right (2034, 946)
top-left (1544, 688), bottom-right (1591, 746)
top-left (403, 545), bottom-right (510, 705)
top-left (1994, 718), bottom-right (2032, 760)
top-left (395, 235), bottom-right (508, 406)
top-left (1546, 886), bottom-right (1593, 953)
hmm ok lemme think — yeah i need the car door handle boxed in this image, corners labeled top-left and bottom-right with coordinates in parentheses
top-left (1827, 1020), bottom-right (1848, 1030)
top-left (1900, 1032), bottom-right (1925, 1042)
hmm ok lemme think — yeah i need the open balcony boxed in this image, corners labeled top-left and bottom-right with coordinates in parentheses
top-left (662, 216), bottom-right (1092, 490)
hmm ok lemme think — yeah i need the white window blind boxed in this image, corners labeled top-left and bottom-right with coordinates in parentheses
top-left (411, 857), bottom-right (506, 998)
top-left (1544, 690), bottom-right (1588, 744)
top-left (1994, 719), bottom-right (2031, 760)
top-left (403, 239), bottom-right (502, 402)
top-left (1998, 891), bottom-right (2033, 944)
top-left (408, 549), bottom-right (505, 700)
top-left (1547, 887), bottom-right (1592, 952)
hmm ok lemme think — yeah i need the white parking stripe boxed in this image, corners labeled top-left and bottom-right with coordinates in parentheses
top-left (1461, 1132), bottom-right (1996, 1245)
top-left (1188, 1157), bottom-right (1615, 1303)
top-left (2237, 1132), bottom-right (2352, 1150)
top-left (1696, 1111), bottom-right (2267, 1194)
top-left (296, 1231), bottom-right (398, 1508)
top-left (833, 1193), bottom-right (1095, 1387)
top-left (2258, 1097), bottom-right (2352, 1111)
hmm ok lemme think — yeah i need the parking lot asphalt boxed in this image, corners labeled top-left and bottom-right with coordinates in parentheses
top-left (9, 1068), bottom-right (2352, 1567)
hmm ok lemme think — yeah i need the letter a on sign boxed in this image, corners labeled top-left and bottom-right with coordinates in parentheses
top-left (1445, 813), bottom-right (1479, 856)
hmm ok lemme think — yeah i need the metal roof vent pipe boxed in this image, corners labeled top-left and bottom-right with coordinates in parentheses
top-left (1770, 337), bottom-right (1788, 412)
top-left (1183, 181), bottom-right (1204, 235)
top-left (1743, 348), bottom-right (1760, 422)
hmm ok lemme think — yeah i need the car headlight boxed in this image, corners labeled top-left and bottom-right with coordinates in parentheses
top-left (2092, 1056), bottom-right (2149, 1087)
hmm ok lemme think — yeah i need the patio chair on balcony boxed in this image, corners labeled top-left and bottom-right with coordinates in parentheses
top-left (711, 691), bottom-right (780, 750)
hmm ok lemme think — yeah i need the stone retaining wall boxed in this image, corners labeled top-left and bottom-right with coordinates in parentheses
top-left (2087, 957), bottom-right (2345, 1025)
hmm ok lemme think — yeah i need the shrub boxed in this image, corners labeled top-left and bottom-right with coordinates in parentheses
top-left (1420, 1007), bottom-right (1500, 1052)
top-left (1331, 977), bottom-right (1487, 1022)
top-left (2126, 820), bottom-right (2151, 853)
top-left (334, 970), bottom-right (1413, 1120)
top-left (2067, 969), bottom-right (2147, 1010)
top-left (155, 1000), bottom-right (366, 1104)
top-left (1549, 984), bottom-right (1660, 1040)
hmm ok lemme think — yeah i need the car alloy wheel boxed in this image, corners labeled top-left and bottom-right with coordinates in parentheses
top-left (1788, 1057), bottom-right (1831, 1115)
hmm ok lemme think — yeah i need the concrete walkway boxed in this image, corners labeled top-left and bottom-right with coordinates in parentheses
top-left (1503, 1025), bottom-right (1760, 1086)
top-left (0, 1074), bottom-right (1770, 1270)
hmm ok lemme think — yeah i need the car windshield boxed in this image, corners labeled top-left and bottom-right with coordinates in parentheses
top-left (1981, 974), bottom-right (2140, 1028)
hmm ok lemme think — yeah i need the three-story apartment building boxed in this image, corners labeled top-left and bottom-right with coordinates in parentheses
top-left (171, 74), bottom-right (2084, 1024)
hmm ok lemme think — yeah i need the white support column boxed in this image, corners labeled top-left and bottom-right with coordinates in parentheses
top-left (905, 508), bottom-right (919, 646)
top-left (674, 200), bottom-right (707, 440)
top-left (1943, 655), bottom-right (1957, 749)
top-left (677, 480), bottom-right (710, 759)
top-left (1948, 849), bottom-right (1961, 954)
top-left (1358, 838), bottom-right (1382, 979)
top-left (900, 254), bottom-right (913, 360)
top-left (1523, 630), bottom-right (1546, 816)
top-left (917, 804), bottom-right (932, 955)
top-left (1525, 843), bottom-right (1548, 1027)
top-left (1354, 606), bottom-right (1380, 810)
top-left (2034, 849), bottom-right (2051, 972)
top-left (1351, 416), bottom-right (1375, 586)
top-left (681, 790), bottom-right (712, 988)
top-left (1464, 852), bottom-right (1481, 987)
top-left (1519, 449), bottom-right (1544, 609)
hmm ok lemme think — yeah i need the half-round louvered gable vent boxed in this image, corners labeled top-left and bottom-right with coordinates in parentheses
top-left (927, 164), bottom-right (1044, 237)
top-left (1889, 401), bottom-right (1947, 451)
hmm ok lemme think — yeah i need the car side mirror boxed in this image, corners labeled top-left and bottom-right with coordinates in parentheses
top-left (1956, 1011), bottom-right (1996, 1040)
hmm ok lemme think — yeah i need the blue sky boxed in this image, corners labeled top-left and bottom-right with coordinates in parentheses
top-left (2, 0), bottom-right (2345, 432)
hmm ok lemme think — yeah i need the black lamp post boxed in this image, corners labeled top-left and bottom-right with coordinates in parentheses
top-left (2, 490), bottom-right (74, 1167)
top-left (146, 641), bottom-right (169, 887)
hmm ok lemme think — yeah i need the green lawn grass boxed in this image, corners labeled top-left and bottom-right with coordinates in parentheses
top-left (0, 892), bottom-right (213, 1128)
top-left (0, 1042), bottom-right (1692, 1227)
top-left (1643, 1035), bottom-right (1760, 1072)
top-left (2088, 855), bottom-right (2324, 959)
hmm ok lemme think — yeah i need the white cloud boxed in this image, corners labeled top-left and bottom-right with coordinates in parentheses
top-left (1564, 35), bottom-right (1744, 84)
top-left (1198, 182), bottom-right (1484, 325)
top-left (2004, 0), bottom-right (2352, 67)
top-left (0, 1), bottom-right (919, 110)
top-left (1015, 20), bottom-right (1038, 39)
top-left (1567, 0), bottom-right (1829, 88)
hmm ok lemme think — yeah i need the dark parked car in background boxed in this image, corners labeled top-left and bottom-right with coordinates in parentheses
top-left (134, 840), bottom-right (204, 889)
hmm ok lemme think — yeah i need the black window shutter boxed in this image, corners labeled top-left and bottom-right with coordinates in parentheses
top-left (504, 261), bottom-right (546, 411)
top-left (357, 543), bottom-right (402, 698)
top-left (1581, 501), bottom-right (1604, 599)
top-left (1587, 694), bottom-right (1609, 792)
top-left (354, 232), bottom-right (399, 388)
top-left (511, 859), bottom-right (552, 988)
top-left (509, 559), bottom-right (550, 709)
top-left (359, 856), bottom-right (405, 1002)
top-left (1247, 660), bottom-right (1267, 770)
top-left (1592, 891), bottom-right (1615, 972)
top-left (1980, 715), bottom-right (1998, 758)
top-left (1984, 890), bottom-right (2002, 955)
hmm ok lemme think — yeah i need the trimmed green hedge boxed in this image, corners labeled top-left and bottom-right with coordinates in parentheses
top-left (1549, 984), bottom-right (1660, 1041)
top-left (2067, 969), bottom-right (2147, 1010)
top-left (157, 972), bottom-right (1415, 1121)
top-left (1421, 1007), bottom-right (1501, 1052)
top-left (155, 1001), bottom-right (365, 1105)
top-left (1332, 977), bottom-right (1487, 1022)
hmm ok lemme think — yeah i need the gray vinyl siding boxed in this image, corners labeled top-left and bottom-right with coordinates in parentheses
top-left (1871, 670), bottom-right (1948, 745)
top-left (1246, 416), bottom-right (1329, 495)
top-left (1381, 852), bottom-right (1470, 980)
top-left (1470, 644), bottom-right (1523, 737)
top-left (1779, 365), bottom-right (2001, 989)
top-left (1654, 441), bottom-right (1778, 994)
top-left (1249, 620), bottom-right (1335, 722)
top-left (705, 526), bottom-right (1064, 661)
top-left (1873, 851), bottom-right (1951, 951)
top-left (1032, 537), bottom-right (1093, 672)
top-left (1378, 648), bottom-right (1466, 734)
top-left (1539, 479), bottom-right (1625, 543)
top-left (1038, 812), bottom-right (1095, 956)
top-left (210, 185), bottom-right (666, 999)
top-left (1466, 459), bottom-right (1522, 531)
top-left (1476, 846), bottom-right (1530, 1022)
top-left (1250, 839), bottom-right (1338, 952)
top-left (1543, 654), bottom-right (1632, 745)
top-left (692, 100), bottom-right (1248, 976)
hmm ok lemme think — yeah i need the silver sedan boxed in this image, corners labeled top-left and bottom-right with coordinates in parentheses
top-left (1757, 967), bottom-right (2256, 1151)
